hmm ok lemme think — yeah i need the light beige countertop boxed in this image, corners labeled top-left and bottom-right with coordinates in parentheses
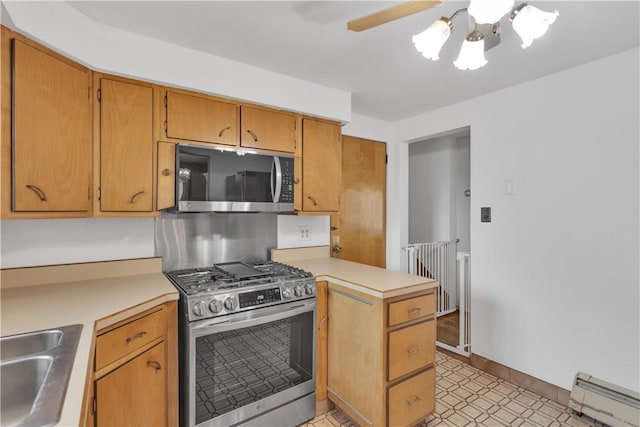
top-left (272, 246), bottom-right (437, 298)
top-left (0, 257), bottom-right (178, 427)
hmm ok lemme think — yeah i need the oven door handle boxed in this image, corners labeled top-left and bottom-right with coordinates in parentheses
top-left (191, 300), bottom-right (316, 335)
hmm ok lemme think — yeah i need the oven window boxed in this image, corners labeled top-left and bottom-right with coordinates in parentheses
top-left (195, 311), bottom-right (313, 424)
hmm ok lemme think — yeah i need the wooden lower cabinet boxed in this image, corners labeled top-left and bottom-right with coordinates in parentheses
top-left (326, 283), bottom-right (436, 426)
top-left (96, 341), bottom-right (167, 427)
top-left (316, 281), bottom-right (329, 415)
top-left (90, 301), bottom-right (177, 427)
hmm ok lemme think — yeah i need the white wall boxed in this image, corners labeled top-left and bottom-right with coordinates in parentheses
top-left (409, 136), bottom-right (455, 244)
top-left (453, 136), bottom-right (471, 253)
top-left (0, 218), bottom-right (154, 268)
top-left (395, 48), bottom-right (640, 392)
top-left (408, 134), bottom-right (470, 249)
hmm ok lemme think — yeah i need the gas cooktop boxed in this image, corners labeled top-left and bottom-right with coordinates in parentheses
top-left (166, 261), bottom-right (316, 321)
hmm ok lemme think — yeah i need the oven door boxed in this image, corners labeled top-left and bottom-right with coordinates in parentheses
top-left (186, 300), bottom-right (316, 427)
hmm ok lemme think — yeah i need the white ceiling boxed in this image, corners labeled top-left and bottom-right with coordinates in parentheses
top-left (69, 1), bottom-right (639, 121)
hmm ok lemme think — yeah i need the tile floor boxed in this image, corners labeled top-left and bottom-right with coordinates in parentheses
top-left (303, 352), bottom-right (604, 427)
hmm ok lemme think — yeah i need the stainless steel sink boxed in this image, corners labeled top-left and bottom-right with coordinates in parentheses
top-left (0, 330), bottom-right (62, 360)
top-left (0, 324), bottom-right (82, 427)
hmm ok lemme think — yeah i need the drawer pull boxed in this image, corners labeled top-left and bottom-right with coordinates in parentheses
top-left (128, 191), bottom-right (145, 204)
top-left (407, 345), bottom-right (421, 357)
top-left (125, 331), bottom-right (147, 344)
top-left (407, 395), bottom-right (421, 407)
top-left (147, 360), bottom-right (162, 373)
top-left (407, 307), bottom-right (422, 316)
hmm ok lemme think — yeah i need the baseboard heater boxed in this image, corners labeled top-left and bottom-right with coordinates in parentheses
top-left (568, 372), bottom-right (640, 427)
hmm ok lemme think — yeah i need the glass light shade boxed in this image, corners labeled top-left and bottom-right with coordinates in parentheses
top-left (454, 37), bottom-right (488, 70)
top-left (468, 0), bottom-right (515, 24)
top-left (412, 19), bottom-right (451, 61)
top-left (512, 5), bottom-right (559, 48)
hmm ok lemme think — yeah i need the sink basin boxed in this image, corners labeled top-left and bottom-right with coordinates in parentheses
top-left (1, 357), bottom-right (53, 426)
top-left (0, 324), bottom-right (82, 427)
top-left (0, 330), bottom-right (62, 361)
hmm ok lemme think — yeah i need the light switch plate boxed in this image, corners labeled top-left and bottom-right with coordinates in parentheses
top-left (481, 207), bottom-right (491, 223)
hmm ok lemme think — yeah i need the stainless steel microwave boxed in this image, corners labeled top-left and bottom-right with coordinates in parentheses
top-left (175, 145), bottom-right (294, 213)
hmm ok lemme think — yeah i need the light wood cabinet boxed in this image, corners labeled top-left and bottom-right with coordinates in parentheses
top-left (316, 281), bottom-right (329, 415)
top-left (240, 105), bottom-right (297, 153)
top-left (156, 141), bottom-right (176, 210)
top-left (1, 28), bottom-right (92, 218)
top-left (94, 75), bottom-right (154, 214)
top-left (96, 341), bottom-right (167, 427)
top-left (92, 301), bottom-right (177, 427)
top-left (163, 89), bottom-right (238, 146)
top-left (302, 118), bottom-right (341, 212)
top-left (327, 284), bottom-right (436, 426)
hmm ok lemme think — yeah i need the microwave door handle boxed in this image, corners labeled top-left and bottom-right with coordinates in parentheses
top-left (273, 157), bottom-right (283, 203)
top-left (270, 158), bottom-right (276, 202)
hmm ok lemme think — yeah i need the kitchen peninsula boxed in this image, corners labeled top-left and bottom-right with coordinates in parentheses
top-left (273, 246), bottom-right (439, 427)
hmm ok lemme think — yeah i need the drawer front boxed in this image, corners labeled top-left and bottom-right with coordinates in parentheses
top-left (388, 368), bottom-right (435, 427)
top-left (388, 320), bottom-right (435, 381)
top-left (96, 309), bottom-right (165, 370)
top-left (388, 293), bottom-right (436, 327)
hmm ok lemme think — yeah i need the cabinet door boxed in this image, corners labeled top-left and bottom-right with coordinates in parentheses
top-left (96, 341), bottom-right (167, 427)
top-left (12, 39), bottom-right (91, 212)
top-left (240, 106), bottom-right (296, 153)
top-left (302, 118), bottom-right (341, 211)
top-left (157, 141), bottom-right (175, 211)
top-left (98, 78), bottom-right (153, 212)
top-left (165, 90), bottom-right (237, 146)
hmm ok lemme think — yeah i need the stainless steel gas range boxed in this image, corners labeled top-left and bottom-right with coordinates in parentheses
top-left (166, 261), bottom-right (317, 427)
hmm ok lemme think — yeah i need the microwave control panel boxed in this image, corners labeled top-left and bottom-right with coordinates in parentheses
top-left (280, 158), bottom-right (294, 203)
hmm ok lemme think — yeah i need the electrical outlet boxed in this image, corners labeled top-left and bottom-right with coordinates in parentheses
top-left (298, 226), bottom-right (312, 242)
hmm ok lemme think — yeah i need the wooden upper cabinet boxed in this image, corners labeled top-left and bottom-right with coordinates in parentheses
top-left (165, 90), bottom-right (237, 146)
top-left (240, 105), bottom-right (296, 153)
top-left (96, 76), bottom-right (154, 213)
top-left (156, 141), bottom-right (176, 211)
top-left (302, 118), bottom-right (341, 212)
top-left (10, 38), bottom-right (92, 213)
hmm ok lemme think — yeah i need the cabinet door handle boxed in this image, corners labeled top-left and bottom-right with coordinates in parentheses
top-left (407, 307), bottom-right (422, 317)
top-left (407, 345), bottom-right (421, 357)
top-left (407, 395), bottom-right (421, 407)
top-left (128, 191), bottom-right (145, 204)
top-left (218, 126), bottom-right (232, 138)
top-left (246, 129), bottom-right (258, 142)
top-left (147, 360), bottom-right (162, 373)
top-left (125, 331), bottom-right (147, 344)
top-left (161, 168), bottom-right (172, 176)
top-left (307, 196), bottom-right (317, 206)
top-left (293, 178), bottom-right (300, 185)
top-left (26, 185), bottom-right (47, 201)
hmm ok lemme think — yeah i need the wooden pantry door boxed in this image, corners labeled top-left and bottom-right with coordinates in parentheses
top-left (331, 136), bottom-right (386, 268)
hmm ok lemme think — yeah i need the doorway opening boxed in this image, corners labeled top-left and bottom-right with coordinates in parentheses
top-left (405, 127), bottom-right (471, 357)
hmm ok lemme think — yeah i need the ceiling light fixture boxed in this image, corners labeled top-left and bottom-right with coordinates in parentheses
top-left (454, 30), bottom-right (488, 70)
top-left (510, 3), bottom-right (559, 49)
top-left (412, 1), bottom-right (558, 70)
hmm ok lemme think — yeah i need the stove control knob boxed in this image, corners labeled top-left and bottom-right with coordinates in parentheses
top-left (282, 288), bottom-right (293, 300)
top-left (304, 284), bottom-right (315, 295)
top-left (224, 297), bottom-right (236, 311)
top-left (209, 299), bottom-right (223, 314)
top-left (192, 301), bottom-right (206, 317)
top-left (294, 285), bottom-right (303, 297)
